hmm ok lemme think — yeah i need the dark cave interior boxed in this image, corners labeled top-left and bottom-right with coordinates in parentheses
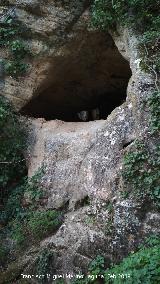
top-left (21, 32), bottom-right (131, 122)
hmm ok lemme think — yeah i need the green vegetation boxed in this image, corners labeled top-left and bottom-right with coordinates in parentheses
top-left (91, 5), bottom-right (160, 282)
top-left (0, 96), bottom-right (27, 258)
top-left (0, 245), bottom-right (9, 266)
top-left (24, 168), bottom-right (45, 203)
top-left (1, 163), bottom-right (62, 247)
top-left (148, 91), bottom-right (160, 133)
top-left (0, 97), bottom-right (62, 264)
top-left (35, 248), bottom-right (55, 283)
top-left (73, 236), bottom-right (160, 284)
top-left (73, 255), bottom-right (105, 284)
top-left (1, 174), bottom-right (62, 249)
top-left (0, 16), bottom-right (30, 77)
top-left (121, 90), bottom-right (160, 206)
top-left (88, 255), bottom-right (105, 279)
top-left (10, 209), bottom-right (62, 248)
top-left (11, 219), bottom-right (27, 247)
top-left (104, 236), bottom-right (160, 284)
top-left (91, 0), bottom-right (160, 35)
top-left (1, 168), bottom-right (45, 228)
top-left (0, 96), bottom-right (26, 202)
top-left (122, 140), bottom-right (160, 207)
top-left (27, 209), bottom-right (62, 240)
top-left (92, 0), bottom-right (160, 75)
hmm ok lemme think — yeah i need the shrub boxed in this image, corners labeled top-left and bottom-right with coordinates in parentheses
top-left (0, 16), bottom-right (30, 77)
top-left (9, 209), bottom-right (62, 247)
top-left (27, 210), bottom-right (62, 240)
top-left (104, 236), bottom-right (160, 283)
top-left (11, 220), bottom-right (26, 247)
top-left (91, 0), bottom-right (160, 32)
top-left (73, 236), bottom-right (160, 284)
top-left (1, 183), bottom-right (27, 225)
top-left (24, 168), bottom-right (45, 203)
top-left (0, 96), bottom-right (26, 197)
top-left (5, 60), bottom-right (28, 77)
top-left (88, 255), bottom-right (105, 279)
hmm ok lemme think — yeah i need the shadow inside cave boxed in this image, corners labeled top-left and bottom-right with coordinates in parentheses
top-left (21, 32), bottom-right (131, 122)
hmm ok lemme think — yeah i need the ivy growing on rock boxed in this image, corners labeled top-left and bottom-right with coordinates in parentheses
top-left (73, 236), bottom-right (160, 284)
top-left (91, 1), bottom-right (160, 208)
top-left (122, 141), bottom-right (160, 207)
top-left (91, 0), bottom-right (160, 76)
top-left (0, 15), bottom-right (30, 77)
top-left (121, 92), bottom-right (160, 206)
top-left (148, 91), bottom-right (160, 133)
top-left (104, 235), bottom-right (160, 283)
top-left (10, 209), bottom-right (63, 248)
top-left (91, 0), bottom-right (160, 35)
top-left (0, 96), bottom-right (26, 196)
top-left (0, 97), bottom-right (62, 266)
top-left (0, 96), bottom-right (27, 264)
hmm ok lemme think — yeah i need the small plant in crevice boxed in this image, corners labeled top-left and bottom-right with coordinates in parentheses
top-left (88, 255), bottom-right (105, 279)
top-left (104, 201), bottom-right (114, 235)
top-left (85, 215), bottom-right (96, 225)
top-left (105, 219), bottom-right (114, 235)
top-left (122, 140), bottom-right (160, 207)
top-left (0, 15), bottom-right (31, 77)
top-left (24, 168), bottom-right (45, 204)
top-left (105, 201), bottom-right (114, 214)
top-left (73, 255), bottom-right (105, 284)
top-left (35, 248), bottom-right (55, 284)
top-left (147, 91), bottom-right (160, 133)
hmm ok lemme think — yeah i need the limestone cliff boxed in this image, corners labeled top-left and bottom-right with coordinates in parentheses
top-left (0, 0), bottom-right (160, 283)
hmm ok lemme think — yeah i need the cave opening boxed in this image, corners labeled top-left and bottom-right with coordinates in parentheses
top-left (21, 32), bottom-right (131, 122)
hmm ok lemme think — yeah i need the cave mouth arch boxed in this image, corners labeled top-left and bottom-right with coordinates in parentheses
top-left (21, 32), bottom-right (131, 122)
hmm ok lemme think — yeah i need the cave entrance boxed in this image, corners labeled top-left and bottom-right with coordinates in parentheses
top-left (21, 32), bottom-right (131, 122)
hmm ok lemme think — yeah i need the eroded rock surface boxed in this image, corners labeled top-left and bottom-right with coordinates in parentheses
top-left (0, 0), bottom-right (160, 281)
top-left (25, 99), bottom-right (159, 275)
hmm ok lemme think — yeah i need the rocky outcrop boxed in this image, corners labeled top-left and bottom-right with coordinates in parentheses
top-left (1, 1), bottom-right (131, 114)
top-left (26, 85), bottom-right (159, 275)
top-left (0, 0), bottom-right (90, 108)
top-left (0, 0), bottom-right (160, 281)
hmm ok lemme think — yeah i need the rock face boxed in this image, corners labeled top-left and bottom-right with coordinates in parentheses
top-left (26, 99), bottom-right (159, 275)
top-left (1, 0), bottom-right (131, 114)
top-left (0, 0), bottom-right (90, 108)
top-left (1, 0), bottom-right (160, 281)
